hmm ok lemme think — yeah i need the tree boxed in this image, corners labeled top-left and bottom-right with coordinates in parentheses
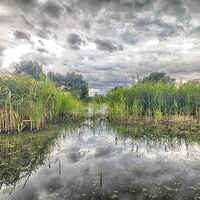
top-left (14, 60), bottom-right (45, 80)
top-left (47, 71), bottom-right (89, 100)
top-left (142, 71), bottom-right (175, 84)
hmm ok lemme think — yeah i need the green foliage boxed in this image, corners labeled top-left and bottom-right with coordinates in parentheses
top-left (13, 60), bottom-right (89, 100)
top-left (141, 71), bottom-right (175, 84)
top-left (106, 72), bottom-right (200, 119)
top-left (47, 71), bottom-right (89, 100)
top-left (92, 93), bottom-right (106, 103)
top-left (13, 60), bottom-right (46, 80)
top-left (0, 73), bottom-right (85, 133)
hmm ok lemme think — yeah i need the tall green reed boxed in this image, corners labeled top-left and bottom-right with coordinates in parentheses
top-left (106, 79), bottom-right (200, 121)
top-left (0, 73), bottom-right (85, 133)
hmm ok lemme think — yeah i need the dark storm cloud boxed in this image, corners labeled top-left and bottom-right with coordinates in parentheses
top-left (94, 39), bottom-right (124, 53)
top-left (134, 18), bottom-right (166, 31)
top-left (6, 0), bottom-right (37, 11)
top-left (88, 71), bottom-right (127, 91)
top-left (120, 31), bottom-right (141, 45)
top-left (53, 34), bottom-right (58, 40)
top-left (82, 0), bottom-right (119, 5)
top-left (93, 66), bottom-right (113, 71)
top-left (38, 19), bottom-right (58, 29)
top-left (131, 14), bottom-right (185, 39)
top-left (158, 28), bottom-right (179, 38)
top-left (0, 45), bottom-right (5, 56)
top-left (37, 30), bottom-right (49, 39)
top-left (83, 21), bottom-right (90, 30)
top-left (79, 0), bottom-right (155, 15)
top-left (168, 67), bottom-right (189, 74)
top-left (118, 44), bottom-right (124, 50)
top-left (64, 5), bottom-right (74, 14)
top-left (189, 26), bottom-right (200, 37)
top-left (67, 33), bottom-right (85, 50)
top-left (133, 0), bottom-right (154, 8)
top-left (187, 0), bottom-right (200, 13)
top-left (20, 14), bottom-right (32, 26)
top-left (38, 40), bottom-right (44, 46)
top-left (14, 0), bottom-right (35, 4)
top-left (69, 45), bottom-right (81, 50)
top-left (91, 80), bottom-right (121, 88)
top-left (160, 0), bottom-right (186, 18)
top-left (3, 0), bottom-right (200, 95)
top-left (67, 33), bottom-right (84, 45)
top-left (36, 47), bottom-right (49, 54)
top-left (14, 30), bottom-right (30, 41)
top-left (43, 1), bottom-right (63, 19)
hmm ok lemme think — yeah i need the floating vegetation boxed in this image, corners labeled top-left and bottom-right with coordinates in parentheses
top-left (48, 193), bottom-right (59, 198)
top-left (0, 126), bottom-right (61, 190)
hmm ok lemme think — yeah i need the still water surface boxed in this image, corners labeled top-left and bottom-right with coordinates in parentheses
top-left (1, 118), bottom-right (200, 199)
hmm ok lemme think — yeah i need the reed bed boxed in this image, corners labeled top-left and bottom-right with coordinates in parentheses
top-left (106, 80), bottom-right (200, 128)
top-left (0, 72), bottom-right (85, 133)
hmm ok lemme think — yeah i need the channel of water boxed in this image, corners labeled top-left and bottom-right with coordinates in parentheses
top-left (1, 116), bottom-right (200, 199)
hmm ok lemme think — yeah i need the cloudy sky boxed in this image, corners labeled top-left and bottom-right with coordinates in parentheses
top-left (1, 0), bottom-right (200, 95)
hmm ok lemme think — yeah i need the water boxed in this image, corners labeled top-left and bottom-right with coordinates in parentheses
top-left (1, 118), bottom-right (200, 199)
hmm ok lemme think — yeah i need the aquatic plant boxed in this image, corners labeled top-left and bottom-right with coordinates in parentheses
top-left (106, 78), bottom-right (200, 126)
top-left (0, 127), bottom-right (61, 190)
top-left (0, 72), bottom-right (85, 133)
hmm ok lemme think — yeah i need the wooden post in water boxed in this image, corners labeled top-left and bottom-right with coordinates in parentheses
top-left (59, 159), bottom-right (61, 175)
top-left (100, 172), bottom-right (102, 187)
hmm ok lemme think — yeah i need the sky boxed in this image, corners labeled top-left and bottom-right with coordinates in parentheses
top-left (1, 0), bottom-right (200, 95)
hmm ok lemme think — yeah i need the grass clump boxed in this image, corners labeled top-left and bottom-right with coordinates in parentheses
top-left (0, 72), bottom-right (85, 133)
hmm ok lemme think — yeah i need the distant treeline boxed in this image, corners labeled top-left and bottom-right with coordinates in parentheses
top-left (0, 68), bottom-right (86, 133)
top-left (13, 60), bottom-right (89, 100)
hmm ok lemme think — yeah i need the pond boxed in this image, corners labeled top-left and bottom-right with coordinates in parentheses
top-left (1, 118), bottom-right (200, 199)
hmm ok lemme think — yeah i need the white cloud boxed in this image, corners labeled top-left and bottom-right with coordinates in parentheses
top-left (89, 88), bottom-right (101, 96)
top-left (146, 39), bottom-right (159, 46)
top-left (3, 44), bottom-right (33, 68)
top-left (1, 0), bottom-right (200, 94)
top-left (32, 35), bottom-right (65, 57)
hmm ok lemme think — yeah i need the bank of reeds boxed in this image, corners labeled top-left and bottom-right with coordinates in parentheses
top-left (0, 72), bottom-right (85, 133)
top-left (106, 80), bottom-right (200, 129)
